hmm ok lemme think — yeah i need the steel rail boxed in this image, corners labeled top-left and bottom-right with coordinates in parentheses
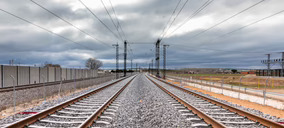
top-left (150, 75), bottom-right (284, 128)
top-left (146, 75), bottom-right (226, 128)
top-left (79, 75), bottom-right (136, 127)
top-left (5, 76), bottom-right (130, 128)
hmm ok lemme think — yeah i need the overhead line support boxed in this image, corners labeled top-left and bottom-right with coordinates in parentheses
top-left (163, 44), bottom-right (169, 79)
top-left (112, 43), bottom-right (119, 79)
top-left (156, 39), bottom-right (161, 77)
top-left (124, 41), bottom-right (127, 77)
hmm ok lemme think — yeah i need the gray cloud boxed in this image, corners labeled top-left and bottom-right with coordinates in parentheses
top-left (0, 0), bottom-right (284, 69)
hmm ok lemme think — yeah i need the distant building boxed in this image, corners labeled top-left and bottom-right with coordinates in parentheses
top-left (44, 64), bottom-right (61, 68)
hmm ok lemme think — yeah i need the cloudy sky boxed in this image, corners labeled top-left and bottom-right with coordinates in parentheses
top-left (0, 0), bottom-right (284, 69)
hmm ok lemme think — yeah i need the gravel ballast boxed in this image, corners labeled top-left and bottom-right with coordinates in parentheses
top-left (110, 74), bottom-right (192, 127)
top-left (148, 75), bottom-right (284, 127)
top-left (0, 77), bottom-right (125, 127)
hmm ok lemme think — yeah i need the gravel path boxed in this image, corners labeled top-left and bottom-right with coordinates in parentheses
top-left (0, 78), bottom-right (124, 127)
top-left (110, 74), bottom-right (192, 127)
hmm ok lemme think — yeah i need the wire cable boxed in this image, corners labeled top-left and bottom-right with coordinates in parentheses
top-left (179, 9), bottom-right (284, 52)
top-left (164, 0), bottom-right (213, 39)
top-left (159, 0), bottom-right (182, 38)
top-left (108, 0), bottom-right (127, 40)
top-left (78, 0), bottom-right (121, 42)
top-left (30, 0), bottom-right (111, 47)
top-left (189, 0), bottom-right (265, 40)
top-left (0, 8), bottom-right (93, 50)
top-left (100, 0), bottom-right (124, 41)
top-left (160, 0), bottom-right (191, 40)
top-left (219, 9), bottom-right (284, 38)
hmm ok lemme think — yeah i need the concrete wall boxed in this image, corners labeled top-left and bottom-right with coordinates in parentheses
top-left (30, 67), bottom-right (39, 84)
top-left (0, 66), bottom-right (2, 88)
top-left (0, 65), bottom-right (99, 88)
top-left (66, 68), bottom-right (71, 80)
top-left (18, 66), bottom-right (30, 85)
top-left (3, 66), bottom-right (17, 87)
top-left (48, 67), bottom-right (55, 82)
top-left (40, 67), bottom-right (48, 83)
top-left (55, 67), bottom-right (61, 81)
top-left (61, 68), bottom-right (67, 81)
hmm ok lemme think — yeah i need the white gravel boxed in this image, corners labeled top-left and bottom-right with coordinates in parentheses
top-left (110, 74), bottom-right (192, 127)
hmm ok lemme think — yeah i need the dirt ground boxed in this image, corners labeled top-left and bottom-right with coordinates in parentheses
top-left (0, 87), bottom-right (91, 119)
top-left (183, 85), bottom-right (284, 118)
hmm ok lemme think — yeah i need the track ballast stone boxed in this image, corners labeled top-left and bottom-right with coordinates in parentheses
top-left (0, 77), bottom-right (122, 127)
top-left (110, 74), bottom-right (192, 127)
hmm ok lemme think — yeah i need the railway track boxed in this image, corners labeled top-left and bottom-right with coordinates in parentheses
top-left (5, 75), bottom-right (136, 128)
top-left (0, 75), bottom-right (116, 93)
top-left (146, 74), bottom-right (284, 128)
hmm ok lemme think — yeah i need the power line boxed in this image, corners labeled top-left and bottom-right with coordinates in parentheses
top-left (219, 9), bottom-right (284, 38)
top-left (108, 0), bottom-right (127, 40)
top-left (161, 0), bottom-right (190, 40)
top-left (164, 0), bottom-right (213, 39)
top-left (30, 0), bottom-right (111, 47)
top-left (176, 9), bottom-right (284, 52)
top-left (172, 44), bottom-right (263, 54)
top-left (189, 0), bottom-right (265, 40)
top-left (100, 0), bottom-right (124, 42)
top-left (0, 8), bottom-right (93, 50)
top-left (159, 0), bottom-right (182, 38)
top-left (78, 0), bottom-right (121, 42)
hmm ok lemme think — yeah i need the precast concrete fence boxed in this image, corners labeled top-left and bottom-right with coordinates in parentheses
top-left (0, 65), bottom-right (98, 88)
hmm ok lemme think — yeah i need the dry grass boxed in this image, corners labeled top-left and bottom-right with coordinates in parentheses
top-left (170, 73), bottom-right (284, 89)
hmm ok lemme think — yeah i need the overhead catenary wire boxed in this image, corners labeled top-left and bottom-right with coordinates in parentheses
top-left (100, 0), bottom-right (124, 42)
top-left (160, 0), bottom-right (190, 40)
top-left (198, 9), bottom-right (284, 46)
top-left (189, 0), bottom-right (265, 40)
top-left (30, 0), bottom-right (111, 47)
top-left (78, 0), bottom-right (121, 42)
top-left (164, 0), bottom-right (214, 39)
top-left (177, 9), bottom-right (284, 53)
top-left (159, 0), bottom-right (182, 38)
top-left (108, 0), bottom-right (127, 40)
top-left (0, 8), bottom-right (93, 50)
top-left (219, 9), bottom-right (284, 38)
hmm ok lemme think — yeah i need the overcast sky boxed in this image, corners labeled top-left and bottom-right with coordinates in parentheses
top-left (0, 0), bottom-right (284, 69)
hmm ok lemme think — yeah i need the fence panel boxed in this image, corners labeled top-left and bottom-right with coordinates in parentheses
top-left (39, 67), bottom-right (48, 83)
top-left (61, 68), bottom-right (67, 81)
top-left (55, 67), bottom-right (61, 81)
top-left (48, 67), bottom-right (55, 82)
top-left (0, 65), bottom-right (2, 88)
top-left (3, 66), bottom-right (18, 87)
top-left (18, 66), bottom-right (30, 85)
top-left (30, 67), bottom-right (40, 84)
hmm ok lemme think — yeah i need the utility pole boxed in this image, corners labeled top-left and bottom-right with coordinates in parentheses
top-left (151, 59), bottom-right (153, 75)
top-left (282, 52), bottom-right (284, 77)
top-left (148, 63), bottom-right (151, 73)
top-left (163, 44), bottom-right (169, 79)
top-left (155, 39), bottom-right (161, 77)
top-left (131, 59), bottom-right (133, 75)
top-left (136, 63), bottom-right (138, 72)
top-left (267, 54), bottom-right (271, 76)
top-left (112, 43), bottom-right (119, 79)
top-left (124, 41), bottom-right (127, 77)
